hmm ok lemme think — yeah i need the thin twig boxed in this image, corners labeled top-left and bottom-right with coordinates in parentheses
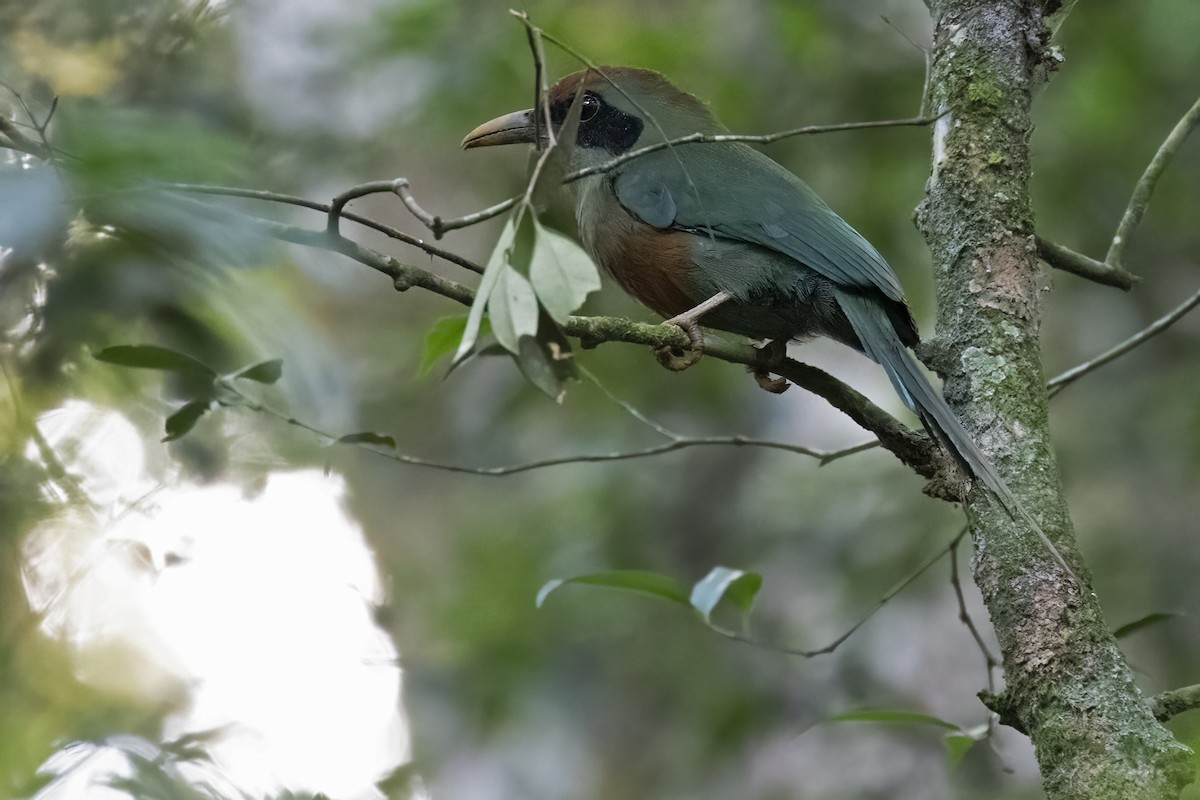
top-left (164, 182), bottom-right (485, 274)
top-left (394, 179), bottom-right (519, 239)
top-left (1035, 236), bottom-right (1138, 291)
top-left (1105, 96), bottom-right (1200, 269)
top-left (950, 532), bottom-right (1001, 687)
top-left (819, 439), bottom-right (882, 465)
top-left (0, 116), bottom-right (49, 159)
top-left (879, 16), bottom-right (932, 118)
top-left (1047, 284), bottom-right (1200, 397)
top-left (579, 363), bottom-right (881, 464)
top-left (950, 529), bottom-right (1010, 768)
top-left (514, 10), bottom-right (556, 152)
top-left (327, 179), bottom-right (403, 236)
top-left (0, 82), bottom-right (65, 169)
top-left (577, 364), bottom-right (680, 439)
top-left (719, 530), bottom-right (963, 658)
top-left (228, 384), bottom-right (859, 475)
top-left (562, 115), bottom-right (944, 183)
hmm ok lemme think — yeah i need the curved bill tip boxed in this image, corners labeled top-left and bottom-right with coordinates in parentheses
top-left (461, 108), bottom-right (538, 149)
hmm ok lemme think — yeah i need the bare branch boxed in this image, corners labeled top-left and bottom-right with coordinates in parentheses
top-left (180, 193), bottom-right (942, 481)
top-left (165, 182), bottom-right (485, 274)
top-left (1151, 684), bottom-right (1200, 722)
top-left (1035, 237), bottom-right (1138, 291)
top-left (1047, 284), bottom-right (1200, 397)
top-left (1105, 96), bottom-right (1200, 269)
top-left (512, 10), bottom-right (556, 152)
top-left (218, 368), bottom-right (862, 476)
top-left (327, 179), bottom-right (402, 236)
top-left (950, 533), bottom-right (1000, 689)
top-left (755, 529), bottom-right (962, 658)
top-left (394, 179), bottom-right (519, 239)
top-left (950, 531), bottom-right (1012, 768)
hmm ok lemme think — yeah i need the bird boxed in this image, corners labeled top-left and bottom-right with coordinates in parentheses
top-left (463, 66), bottom-right (1070, 572)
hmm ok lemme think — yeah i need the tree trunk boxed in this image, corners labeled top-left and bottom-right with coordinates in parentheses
top-left (916, 2), bottom-right (1192, 797)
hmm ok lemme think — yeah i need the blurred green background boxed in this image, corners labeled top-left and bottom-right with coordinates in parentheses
top-left (1, 1), bottom-right (1198, 798)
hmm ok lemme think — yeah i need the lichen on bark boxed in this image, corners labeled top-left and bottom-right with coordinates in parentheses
top-left (916, 1), bottom-right (1192, 798)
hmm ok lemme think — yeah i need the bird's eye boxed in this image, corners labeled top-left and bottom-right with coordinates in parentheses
top-left (580, 93), bottom-right (601, 121)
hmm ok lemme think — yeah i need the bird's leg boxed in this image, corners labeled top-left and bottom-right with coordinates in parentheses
top-left (663, 291), bottom-right (733, 344)
top-left (655, 291), bottom-right (732, 371)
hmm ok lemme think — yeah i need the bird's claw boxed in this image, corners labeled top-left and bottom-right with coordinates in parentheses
top-left (752, 370), bottom-right (789, 394)
top-left (748, 339), bottom-right (789, 392)
top-left (654, 316), bottom-right (705, 371)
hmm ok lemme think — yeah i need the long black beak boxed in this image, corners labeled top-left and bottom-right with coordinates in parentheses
top-left (461, 108), bottom-right (538, 149)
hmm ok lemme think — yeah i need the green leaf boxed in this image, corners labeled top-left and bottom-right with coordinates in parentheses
top-left (689, 566), bottom-right (763, 625)
top-left (94, 345), bottom-right (216, 376)
top-left (232, 359), bottom-right (283, 384)
top-left (536, 570), bottom-right (692, 609)
top-left (488, 263), bottom-right (540, 353)
top-left (1113, 611), bottom-right (1183, 639)
top-left (943, 733), bottom-right (978, 767)
top-left (453, 216), bottom-right (518, 364)
top-left (336, 432), bottom-right (397, 449)
top-left (827, 709), bottom-right (962, 730)
top-left (529, 218), bottom-right (600, 324)
top-left (162, 400), bottom-right (210, 442)
top-left (420, 316), bottom-right (469, 376)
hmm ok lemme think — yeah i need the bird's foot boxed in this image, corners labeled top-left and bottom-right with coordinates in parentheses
top-left (749, 339), bottom-right (790, 393)
top-left (752, 371), bottom-right (789, 394)
top-left (654, 315), bottom-right (706, 371)
top-left (653, 292), bottom-right (732, 372)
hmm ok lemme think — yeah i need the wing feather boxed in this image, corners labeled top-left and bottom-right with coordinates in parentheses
top-left (613, 142), bottom-right (905, 302)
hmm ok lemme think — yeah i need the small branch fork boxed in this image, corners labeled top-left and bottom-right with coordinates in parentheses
top-left (1151, 684), bottom-right (1200, 722)
top-left (0, 80), bottom-right (58, 161)
top-left (714, 526), bottom-right (972, 659)
top-left (1047, 285), bottom-right (1200, 397)
top-left (1036, 95), bottom-right (1200, 290)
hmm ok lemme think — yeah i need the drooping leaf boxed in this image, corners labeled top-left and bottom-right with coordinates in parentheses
top-left (827, 709), bottom-right (962, 730)
top-left (336, 432), bottom-right (397, 449)
top-left (488, 263), bottom-right (540, 353)
top-left (529, 218), bottom-right (600, 324)
top-left (536, 570), bottom-right (692, 609)
top-left (1113, 611), bottom-right (1183, 639)
top-left (453, 215), bottom-right (518, 364)
top-left (231, 359), bottom-right (283, 384)
top-left (689, 567), bottom-right (763, 625)
top-left (162, 400), bottom-right (210, 442)
top-left (420, 316), bottom-right (469, 376)
top-left (94, 345), bottom-right (216, 376)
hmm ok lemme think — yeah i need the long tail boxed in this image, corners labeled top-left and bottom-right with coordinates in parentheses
top-left (836, 292), bottom-right (1075, 578)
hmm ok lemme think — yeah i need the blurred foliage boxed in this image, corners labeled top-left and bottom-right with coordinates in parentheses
top-left (1, 0), bottom-right (1198, 799)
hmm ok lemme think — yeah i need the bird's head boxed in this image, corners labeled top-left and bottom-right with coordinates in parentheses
top-left (462, 67), bottom-right (723, 171)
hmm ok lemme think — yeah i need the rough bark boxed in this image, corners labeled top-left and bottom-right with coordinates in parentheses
top-left (915, 2), bottom-right (1193, 797)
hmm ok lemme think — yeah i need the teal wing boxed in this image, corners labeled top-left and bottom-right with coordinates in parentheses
top-left (613, 142), bottom-right (906, 303)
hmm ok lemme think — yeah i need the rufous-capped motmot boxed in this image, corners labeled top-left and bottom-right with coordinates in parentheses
top-left (463, 66), bottom-right (1070, 573)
